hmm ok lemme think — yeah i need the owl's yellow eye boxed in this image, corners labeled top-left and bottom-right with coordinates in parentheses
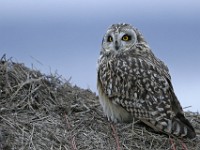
top-left (107, 36), bottom-right (113, 42)
top-left (122, 35), bottom-right (131, 41)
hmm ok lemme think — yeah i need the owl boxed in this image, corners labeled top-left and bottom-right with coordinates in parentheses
top-left (97, 23), bottom-right (196, 139)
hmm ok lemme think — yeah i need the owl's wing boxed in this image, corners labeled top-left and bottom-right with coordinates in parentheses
top-left (108, 56), bottom-right (173, 118)
top-left (101, 54), bottom-right (195, 138)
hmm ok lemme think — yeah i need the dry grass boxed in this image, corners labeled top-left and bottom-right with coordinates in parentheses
top-left (0, 54), bottom-right (200, 150)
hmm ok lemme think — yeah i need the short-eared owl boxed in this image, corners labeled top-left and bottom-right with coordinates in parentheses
top-left (97, 23), bottom-right (196, 138)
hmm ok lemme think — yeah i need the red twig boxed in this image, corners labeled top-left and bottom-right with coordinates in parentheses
top-left (64, 113), bottom-right (77, 150)
top-left (169, 137), bottom-right (176, 150)
top-left (181, 141), bottom-right (188, 150)
top-left (110, 123), bottom-right (121, 150)
top-left (71, 136), bottom-right (78, 150)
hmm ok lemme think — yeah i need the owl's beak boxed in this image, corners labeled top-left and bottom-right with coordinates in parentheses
top-left (115, 41), bottom-right (120, 50)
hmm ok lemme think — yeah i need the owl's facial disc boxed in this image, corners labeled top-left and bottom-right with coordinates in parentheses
top-left (103, 29), bottom-right (137, 52)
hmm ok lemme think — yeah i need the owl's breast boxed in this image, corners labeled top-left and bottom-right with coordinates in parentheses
top-left (98, 56), bottom-right (139, 99)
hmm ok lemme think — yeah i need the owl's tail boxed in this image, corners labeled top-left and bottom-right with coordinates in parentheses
top-left (171, 113), bottom-right (196, 139)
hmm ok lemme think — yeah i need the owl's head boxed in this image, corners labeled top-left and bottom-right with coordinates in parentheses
top-left (101, 23), bottom-right (147, 54)
top-left (102, 23), bottom-right (137, 53)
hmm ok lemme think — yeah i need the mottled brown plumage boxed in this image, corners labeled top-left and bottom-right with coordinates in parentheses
top-left (97, 23), bottom-right (196, 138)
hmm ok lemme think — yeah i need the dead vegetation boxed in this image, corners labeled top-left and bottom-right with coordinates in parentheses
top-left (0, 55), bottom-right (200, 150)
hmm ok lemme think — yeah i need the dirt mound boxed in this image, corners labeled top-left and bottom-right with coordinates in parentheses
top-left (0, 55), bottom-right (200, 150)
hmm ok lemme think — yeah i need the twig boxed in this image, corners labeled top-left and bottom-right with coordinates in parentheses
top-left (29, 124), bottom-right (36, 150)
top-left (64, 113), bottom-right (77, 150)
top-left (71, 136), bottom-right (78, 150)
top-left (64, 113), bottom-right (71, 129)
top-left (150, 136), bottom-right (155, 149)
top-left (0, 116), bottom-right (15, 127)
top-left (183, 106), bottom-right (192, 109)
top-left (110, 123), bottom-right (121, 150)
top-left (181, 141), bottom-right (188, 150)
top-left (169, 137), bottom-right (176, 150)
top-left (11, 77), bottom-right (43, 99)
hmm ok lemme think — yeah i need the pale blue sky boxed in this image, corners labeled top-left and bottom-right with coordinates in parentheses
top-left (0, 0), bottom-right (200, 111)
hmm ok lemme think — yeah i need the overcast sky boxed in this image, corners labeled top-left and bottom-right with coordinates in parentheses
top-left (0, 0), bottom-right (200, 111)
